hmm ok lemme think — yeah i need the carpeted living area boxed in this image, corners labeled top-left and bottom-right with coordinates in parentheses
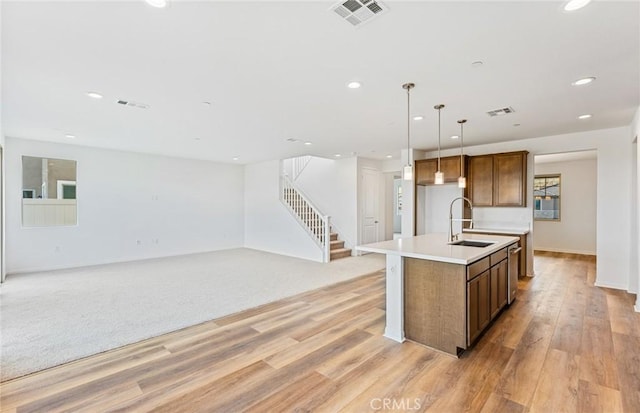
top-left (0, 248), bottom-right (384, 381)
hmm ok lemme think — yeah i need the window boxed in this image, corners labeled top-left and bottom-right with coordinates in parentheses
top-left (22, 156), bottom-right (77, 227)
top-left (534, 174), bottom-right (560, 220)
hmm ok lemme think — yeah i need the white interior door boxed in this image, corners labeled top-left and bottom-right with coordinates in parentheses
top-left (361, 168), bottom-right (381, 245)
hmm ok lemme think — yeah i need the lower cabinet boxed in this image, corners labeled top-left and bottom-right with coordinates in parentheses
top-left (467, 247), bottom-right (511, 347)
top-left (490, 260), bottom-right (508, 318)
top-left (404, 244), bottom-right (516, 354)
top-left (467, 269), bottom-right (490, 345)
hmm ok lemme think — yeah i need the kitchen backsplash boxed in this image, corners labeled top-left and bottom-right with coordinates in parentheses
top-left (472, 207), bottom-right (532, 231)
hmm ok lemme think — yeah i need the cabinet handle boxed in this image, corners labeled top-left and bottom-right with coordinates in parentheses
top-left (510, 247), bottom-right (522, 254)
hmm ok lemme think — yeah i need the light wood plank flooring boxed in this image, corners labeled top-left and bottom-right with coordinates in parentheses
top-left (1, 252), bottom-right (639, 412)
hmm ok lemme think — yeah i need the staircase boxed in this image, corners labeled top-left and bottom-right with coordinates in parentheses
top-left (281, 175), bottom-right (352, 262)
top-left (329, 232), bottom-right (352, 260)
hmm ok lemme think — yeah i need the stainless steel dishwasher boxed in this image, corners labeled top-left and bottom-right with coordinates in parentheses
top-left (508, 244), bottom-right (522, 304)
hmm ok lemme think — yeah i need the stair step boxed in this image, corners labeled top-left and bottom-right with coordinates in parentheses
top-left (330, 232), bottom-right (338, 241)
top-left (330, 240), bottom-right (345, 250)
top-left (330, 248), bottom-right (352, 260)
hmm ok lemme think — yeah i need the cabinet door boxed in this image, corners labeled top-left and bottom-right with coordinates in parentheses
top-left (415, 159), bottom-right (437, 185)
top-left (441, 156), bottom-right (463, 183)
top-left (490, 266), bottom-right (500, 318)
top-left (468, 155), bottom-right (494, 206)
top-left (494, 152), bottom-right (527, 206)
top-left (498, 260), bottom-right (508, 309)
top-left (518, 234), bottom-right (527, 277)
top-left (467, 277), bottom-right (479, 345)
top-left (477, 271), bottom-right (491, 331)
top-left (467, 269), bottom-right (491, 345)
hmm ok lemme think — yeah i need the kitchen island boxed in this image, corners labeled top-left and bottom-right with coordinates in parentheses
top-left (357, 233), bottom-right (519, 356)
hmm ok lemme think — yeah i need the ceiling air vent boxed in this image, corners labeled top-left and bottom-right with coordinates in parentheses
top-left (486, 107), bottom-right (515, 117)
top-left (331, 0), bottom-right (388, 27)
top-left (116, 99), bottom-right (149, 109)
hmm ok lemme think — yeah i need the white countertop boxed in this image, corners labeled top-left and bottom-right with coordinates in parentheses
top-left (463, 227), bottom-right (529, 235)
top-left (356, 233), bottom-right (519, 265)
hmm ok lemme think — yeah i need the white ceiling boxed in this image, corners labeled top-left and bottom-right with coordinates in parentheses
top-left (2, 1), bottom-right (639, 164)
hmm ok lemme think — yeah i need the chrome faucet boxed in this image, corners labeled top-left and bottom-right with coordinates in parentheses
top-left (448, 196), bottom-right (474, 243)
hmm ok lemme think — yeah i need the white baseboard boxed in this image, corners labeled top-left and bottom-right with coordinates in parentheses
top-left (534, 247), bottom-right (596, 256)
top-left (635, 303), bottom-right (640, 313)
top-left (594, 281), bottom-right (630, 291)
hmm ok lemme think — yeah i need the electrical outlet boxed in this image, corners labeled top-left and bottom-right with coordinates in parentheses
top-left (154, 238), bottom-right (159, 244)
top-left (136, 240), bottom-right (142, 245)
top-left (55, 246), bottom-right (61, 253)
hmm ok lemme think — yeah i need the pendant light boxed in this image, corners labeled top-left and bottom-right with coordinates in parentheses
top-left (434, 104), bottom-right (445, 185)
top-left (457, 119), bottom-right (467, 188)
top-left (402, 82), bottom-right (415, 181)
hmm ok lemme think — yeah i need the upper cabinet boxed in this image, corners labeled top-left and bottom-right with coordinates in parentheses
top-left (468, 155), bottom-right (493, 206)
top-left (467, 151), bottom-right (528, 207)
top-left (415, 155), bottom-right (467, 186)
top-left (493, 152), bottom-right (527, 206)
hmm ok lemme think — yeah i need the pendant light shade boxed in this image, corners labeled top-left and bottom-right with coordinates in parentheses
top-left (403, 164), bottom-right (413, 181)
top-left (402, 83), bottom-right (415, 181)
top-left (434, 104), bottom-right (445, 185)
top-left (457, 119), bottom-right (467, 188)
top-left (435, 171), bottom-right (444, 185)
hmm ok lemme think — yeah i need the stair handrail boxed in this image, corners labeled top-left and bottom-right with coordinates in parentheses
top-left (292, 155), bottom-right (312, 181)
top-left (280, 174), bottom-right (331, 262)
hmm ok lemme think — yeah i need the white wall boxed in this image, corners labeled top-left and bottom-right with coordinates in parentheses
top-left (5, 138), bottom-right (245, 273)
top-left (423, 126), bottom-right (633, 290)
top-left (244, 160), bottom-right (323, 262)
top-left (533, 158), bottom-right (597, 255)
top-left (632, 107), bottom-right (640, 308)
top-left (292, 156), bottom-right (358, 249)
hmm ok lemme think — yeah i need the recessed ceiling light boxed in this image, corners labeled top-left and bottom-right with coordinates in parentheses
top-left (334, 154), bottom-right (341, 158)
top-left (564, 0), bottom-right (591, 11)
top-left (578, 114), bottom-right (592, 119)
top-left (194, 137), bottom-right (201, 141)
top-left (86, 91), bottom-right (103, 99)
top-left (450, 135), bottom-right (459, 140)
top-left (413, 116), bottom-right (424, 121)
top-left (386, 155), bottom-right (393, 159)
top-left (65, 134), bottom-right (76, 139)
top-left (304, 142), bottom-right (312, 146)
top-left (145, 0), bottom-right (168, 8)
top-left (232, 157), bottom-right (239, 161)
top-left (513, 123), bottom-right (521, 127)
top-left (471, 61), bottom-right (484, 68)
top-left (347, 81), bottom-right (361, 89)
top-left (572, 77), bottom-right (596, 86)
top-left (202, 101), bottom-right (212, 106)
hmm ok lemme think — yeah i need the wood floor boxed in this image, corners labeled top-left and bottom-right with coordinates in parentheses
top-left (1, 252), bottom-right (639, 412)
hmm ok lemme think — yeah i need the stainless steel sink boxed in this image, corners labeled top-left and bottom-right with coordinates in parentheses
top-left (448, 240), bottom-right (495, 248)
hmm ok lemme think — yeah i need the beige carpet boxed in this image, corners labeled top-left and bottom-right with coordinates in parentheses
top-left (0, 248), bottom-right (384, 381)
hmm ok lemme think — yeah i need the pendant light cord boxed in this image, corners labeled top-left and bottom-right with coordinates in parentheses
top-left (460, 121), bottom-right (464, 161)
top-left (407, 87), bottom-right (411, 158)
top-left (437, 106), bottom-right (442, 171)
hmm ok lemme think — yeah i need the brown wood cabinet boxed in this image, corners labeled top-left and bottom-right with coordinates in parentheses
top-left (415, 155), bottom-right (467, 186)
top-left (464, 231), bottom-right (527, 277)
top-left (490, 259), bottom-right (508, 318)
top-left (467, 269), bottom-right (490, 345)
top-left (405, 242), bottom-right (518, 354)
top-left (468, 155), bottom-right (494, 206)
top-left (466, 244), bottom-right (514, 347)
top-left (467, 151), bottom-right (528, 207)
top-left (494, 152), bottom-right (527, 206)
